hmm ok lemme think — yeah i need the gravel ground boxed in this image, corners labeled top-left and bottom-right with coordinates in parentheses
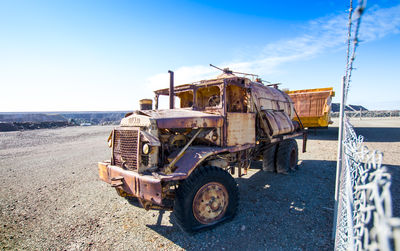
top-left (0, 118), bottom-right (399, 250)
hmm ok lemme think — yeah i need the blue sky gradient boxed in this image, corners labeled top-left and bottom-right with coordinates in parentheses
top-left (1, 0), bottom-right (399, 111)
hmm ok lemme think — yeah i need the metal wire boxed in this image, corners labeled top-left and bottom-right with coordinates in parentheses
top-left (344, 0), bottom-right (366, 100)
top-left (335, 118), bottom-right (400, 250)
top-left (334, 0), bottom-right (400, 250)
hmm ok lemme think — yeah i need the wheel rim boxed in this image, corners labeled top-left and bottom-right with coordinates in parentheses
top-left (289, 148), bottom-right (297, 169)
top-left (192, 182), bottom-right (229, 224)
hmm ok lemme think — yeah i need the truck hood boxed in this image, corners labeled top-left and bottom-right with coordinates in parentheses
top-left (121, 109), bottom-right (223, 129)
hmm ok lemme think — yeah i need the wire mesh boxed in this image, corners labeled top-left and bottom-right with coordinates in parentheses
top-left (333, 1), bottom-right (400, 248)
top-left (334, 117), bottom-right (400, 250)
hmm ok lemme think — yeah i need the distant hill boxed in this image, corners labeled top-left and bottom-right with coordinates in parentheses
top-left (0, 111), bottom-right (130, 131)
top-left (331, 103), bottom-right (368, 113)
top-left (59, 112), bottom-right (128, 125)
top-left (0, 111), bottom-right (129, 124)
top-left (0, 113), bottom-right (67, 123)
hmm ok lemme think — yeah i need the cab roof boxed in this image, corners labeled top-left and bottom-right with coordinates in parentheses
top-left (154, 73), bottom-right (253, 96)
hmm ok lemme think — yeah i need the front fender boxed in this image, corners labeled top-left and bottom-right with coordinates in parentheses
top-left (171, 144), bottom-right (254, 179)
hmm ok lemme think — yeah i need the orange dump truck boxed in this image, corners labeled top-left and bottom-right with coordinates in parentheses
top-left (285, 87), bottom-right (335, 128)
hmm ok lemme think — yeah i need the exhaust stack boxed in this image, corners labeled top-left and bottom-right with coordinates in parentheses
top-left (168, 70), bottom-right (174, 109)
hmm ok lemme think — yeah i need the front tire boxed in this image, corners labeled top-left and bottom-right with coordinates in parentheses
top-left (173, 166), bottom-right (239, 232)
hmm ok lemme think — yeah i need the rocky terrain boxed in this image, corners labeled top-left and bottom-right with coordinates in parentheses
top-left (0, 112), bottom-right (128, 131)
top-left (331, 110), bottom-right (400, 118)
top-left (0, 118), bottom-right (399, 250)
top-left (331, 103), bottom-right (368, 112)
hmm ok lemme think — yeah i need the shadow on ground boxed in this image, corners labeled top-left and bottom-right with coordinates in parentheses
top-left (302, 126), bottom-right (400, 143)
top-left (385, 164), bottom-right (400, 217)
top-left (352, 128), bottom-right (400, 143)
top-left (142, 159), bottom-right (336, 250)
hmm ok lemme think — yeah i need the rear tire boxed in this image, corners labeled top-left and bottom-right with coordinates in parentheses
top-left (173, 166), bottom-right (239, 233)
top-left (262, 144), bottom-right (277, 172)
top-left (276, 139), bottom-right (298, 174)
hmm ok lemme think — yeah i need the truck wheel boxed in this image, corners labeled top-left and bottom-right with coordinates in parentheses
top-left (173, 166), bottom-right (239, 232)
top-left (276, 139), bottom-right (298, 174)
top-left (262, 144), bottom-right (277, 172)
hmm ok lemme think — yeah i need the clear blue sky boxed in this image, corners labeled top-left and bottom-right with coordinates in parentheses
top-left (1, 0), bottom-right (399, 111)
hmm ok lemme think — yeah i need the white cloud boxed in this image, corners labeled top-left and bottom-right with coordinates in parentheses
top-left (360, 5), bottom-right (400, 41)
top-left (145, 4), bottom-right (400, 90)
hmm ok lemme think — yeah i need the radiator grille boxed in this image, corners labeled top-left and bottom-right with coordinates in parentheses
top-left (113, 128), bottom-right (139, 170)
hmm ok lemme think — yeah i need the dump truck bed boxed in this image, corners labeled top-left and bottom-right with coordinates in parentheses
top-left (286, 87), bottom-right (335, 128)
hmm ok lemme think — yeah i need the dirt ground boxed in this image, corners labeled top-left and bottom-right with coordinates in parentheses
top-left (0, 117), bottom-right (399, 250)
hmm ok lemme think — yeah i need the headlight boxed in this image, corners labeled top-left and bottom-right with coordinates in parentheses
top-left (142, 143), bottom-right (150, 155)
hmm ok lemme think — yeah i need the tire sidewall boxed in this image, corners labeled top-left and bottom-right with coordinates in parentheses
top-left (175, 166), bottom-right (238, 231)
top-left (289, 140), bottom-right (299, 170)
top-left (276, 139), bottom-right (298, 172)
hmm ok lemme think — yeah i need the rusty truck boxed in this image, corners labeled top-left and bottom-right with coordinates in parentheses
top-left (98, 68), bottom-right (307, 232)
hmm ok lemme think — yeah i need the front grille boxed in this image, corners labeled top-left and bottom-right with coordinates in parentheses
top-left (113, 128), bottom-right (139, 170)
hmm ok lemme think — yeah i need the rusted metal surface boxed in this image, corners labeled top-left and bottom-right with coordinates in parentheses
top-left (302, 131), bottom-right (308, 153)
top-left (139, 99), bottom-right (153, 110)
top-left (165, 129), bottom-right (203, 173)
top-left (238, 150), bottom-right (251, 177)
top-left (98, 161), bottom-right (109, 181)
top-left (269, 131), bottom-right (304, 144)
top-left (286, 87), bottom-right (335, 128)
top-left (168, 70), bottom-right (175, 109)
top-left (112, 127), bottom-right (140, 171)
top-left (98, 70), bottom-right (310, 218)
top-left (286, 87), bottom-right (334, 116)
top-left (120, 114), bottom-right (152, 127)
top-left (172, 144), bottom-right (254, 177)
top-left (140, 131), bottom-right (160, 146)
top-left (111, 176), bottom-right (124, 187)
top-left (226, 112), bottom-right (256, 146)
top-left (138, 109), bottom-right (223, 129)
top-left (262, 110), bottom-right (295, 136)
top-left (157, 116), bottom-right (222, 129)
top-left (98, 162), bottom-right (163, 205)
top-left (153, 75), bottom-right (241, 96)
top-left (251, 82), bottom-right (294, 119)
top-left (192, 182), bottom-right (229, 224)
top-left (222, 81), bottom-right (228, 146)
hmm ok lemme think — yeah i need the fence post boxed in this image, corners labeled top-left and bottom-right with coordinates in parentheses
top-left (333, 76), bottom-right (346, 241)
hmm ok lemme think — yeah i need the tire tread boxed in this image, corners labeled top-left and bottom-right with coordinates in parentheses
top-left (173, 166), bottom-right (239, 232)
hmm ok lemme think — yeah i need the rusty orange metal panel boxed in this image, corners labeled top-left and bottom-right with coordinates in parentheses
top-left (98, 162), bottom-right (110, 182)
top-left (286, 87), bottom-right (335, 128)
top-left (156, 116), bottom-right (223, 129)
top-left (251, 83), bottom-right (294, 119)
top-left (263, 110), bottom-right (295, 136)
top-left (137, 109), bottom-right (224, 129)
top-left (226, 113), bottom-right (255, 146)
top-left (289, 91), bottom-right (330, 117)
top-left (172, 144), bottom-right (254, 178)
top-left (98, 162), bottom-right (163, 205)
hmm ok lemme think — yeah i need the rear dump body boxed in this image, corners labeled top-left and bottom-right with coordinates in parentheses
top-left (285, 87), bottom-right (335, 128)
top-left (98, 72), bottom-right (307, 230)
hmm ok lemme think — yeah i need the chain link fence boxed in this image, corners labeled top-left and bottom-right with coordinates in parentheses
top-left (334, 116), bottom-right (400, 250)
top-left (333, 0), bottom-right (400, 250)
top-left (331, 111), bottom-right (400, 118)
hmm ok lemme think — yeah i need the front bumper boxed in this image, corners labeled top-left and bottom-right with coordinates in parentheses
top-left (98, 162), bottom-right (163, 205)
